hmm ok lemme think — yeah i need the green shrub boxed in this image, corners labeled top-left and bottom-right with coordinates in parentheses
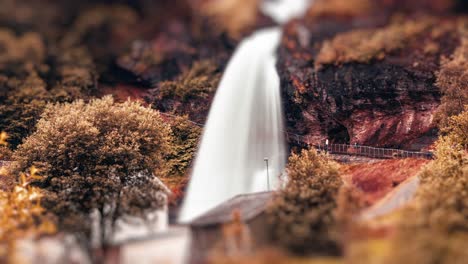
top-left (267, 149), bottom-right (343, 255)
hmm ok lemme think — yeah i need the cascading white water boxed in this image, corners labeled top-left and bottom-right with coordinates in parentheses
top-left (179, 0), bottom-right (311, 223)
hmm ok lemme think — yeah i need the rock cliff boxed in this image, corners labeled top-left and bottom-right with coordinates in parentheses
top-left (277, 0), bottom-right (465, 149)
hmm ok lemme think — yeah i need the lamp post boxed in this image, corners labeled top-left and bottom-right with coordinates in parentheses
top-left (264, 157), bottom-right (270, 191)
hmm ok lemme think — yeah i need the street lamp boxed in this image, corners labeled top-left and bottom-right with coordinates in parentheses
top-left (264, 157), bottom-right (270, 191)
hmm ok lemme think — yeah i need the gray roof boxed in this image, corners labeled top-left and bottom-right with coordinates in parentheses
top-left (190, 191), bottom-right (274, 227)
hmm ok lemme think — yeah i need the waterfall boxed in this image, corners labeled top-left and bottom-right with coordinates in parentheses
top-left (179, 0), bottom-right (311, 223)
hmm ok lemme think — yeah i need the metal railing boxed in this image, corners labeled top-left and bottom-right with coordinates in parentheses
top-left (315, 143), bottom-right (433, 159)
top-left (284, 132), bottom-right (433, 159)
top-left (160, 112), bottom-right (434, 160)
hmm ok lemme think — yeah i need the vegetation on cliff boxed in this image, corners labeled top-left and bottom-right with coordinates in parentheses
top-left (435, 20), bottom-right (468, 127)
top-left (0, 26), bottom-right (97, 149)
top-left (315, 17), bottom-right (434, 68)
top-left (150, 59), bottom-right (222, 122)
top-left (165, 115), bottom-right (202, 178)
top-left (157, 59), bottom-right (221, 102)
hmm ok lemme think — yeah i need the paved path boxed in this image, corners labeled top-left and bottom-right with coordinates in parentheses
top-left (359, 176), bottom-right (420, 221)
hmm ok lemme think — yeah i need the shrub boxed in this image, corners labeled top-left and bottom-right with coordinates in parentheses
top-left (12, 96), bottom-right (173, 248)
top-left (0, 65), bottom-right (94, 149)
top-left (267, 149), bottom-right (343, 255)
top-left (415, 110), bottom-right (468, 233)
top-left (315, 17), bottom-right (433, 68)
top-left (157, 59), bottom-right (221, 102)
top-left (0, 29), bottom-right (45, 65)
top-left (434, 22), bottom-right (468, 127)
top-left (439, 106), bottom-right (468, 149)
top-left (0, 147), bottom-right (12, 161)
top-left (50, 46), bottom-right (97, 100)
top-left (165, 115), bottom-right (202, 178)
top-left (0, 71), bottom-right (50, 149)
top-left (384, 109), bottom-right (468, 264)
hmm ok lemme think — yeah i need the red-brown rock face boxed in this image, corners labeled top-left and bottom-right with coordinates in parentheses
top-left (277, 2), bottom-right (463, 149)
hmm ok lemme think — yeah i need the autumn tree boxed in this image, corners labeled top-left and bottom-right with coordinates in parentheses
top-left (385, 109), bottom-right (468, 264)
top-left (267, 148), bottom-right (343, 255)
top-left (12, 96), bottom-right (173, 253)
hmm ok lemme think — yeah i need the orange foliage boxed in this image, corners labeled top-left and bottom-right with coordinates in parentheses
top-left (0, 165), bottom-right (56, 262)
top-left (161, 176), bottom-right (189, 206)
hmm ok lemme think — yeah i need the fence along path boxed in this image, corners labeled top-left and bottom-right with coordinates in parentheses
top-left (161, 112), bottom-right (434, 160)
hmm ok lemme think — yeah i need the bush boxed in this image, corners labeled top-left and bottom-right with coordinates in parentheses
top-left (165, 115), bottom-right (202, 178)
top-left (384, 109), bottom-right (468, 264)
top-left (435, 23), bottom-right (468, 127)
top-left (315, 17), bottom-right (433, 68)
top-left (12, 96), bottom-right (173, 248)
top-left (415, 110), bottom-right (468, 233)
top-left (0, 71), bottom-right (51, 149)
top-left (157, 59), bottom-right (221, 102)
top-left (439, 106), bottom-right (468, 149)
top-left (267, 149), bottom-right (343, 255)
top-left (0, 64), bottom-right (95, 149)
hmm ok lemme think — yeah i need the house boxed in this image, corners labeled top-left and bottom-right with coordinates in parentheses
top-left (188, 191), bottom-right (274, 264)
top-left (111, 175), bottom-right (173, 244)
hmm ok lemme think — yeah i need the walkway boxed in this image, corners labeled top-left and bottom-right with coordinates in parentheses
top-left (161, 112), bottom-right (434, 160)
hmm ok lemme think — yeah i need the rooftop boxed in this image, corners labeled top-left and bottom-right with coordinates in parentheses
top-left (190, 191), bottom-right (274, 227)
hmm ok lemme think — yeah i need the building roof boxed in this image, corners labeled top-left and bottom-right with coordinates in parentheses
top-left (152, 175), bottom-right (172, 195)
top-left (190, 191), bottom-right (274, 227)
